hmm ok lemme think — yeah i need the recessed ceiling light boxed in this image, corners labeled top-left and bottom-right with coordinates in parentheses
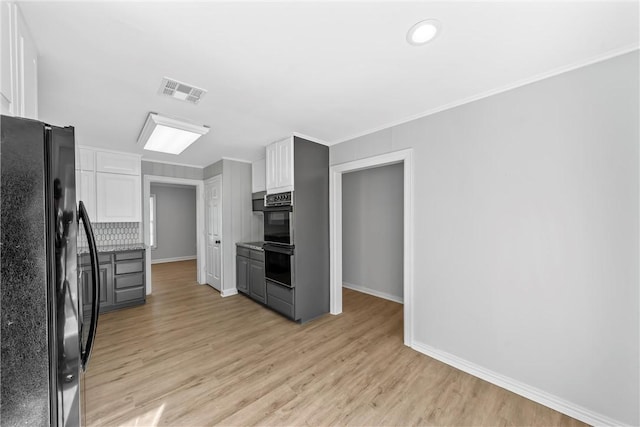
top-left (407, 19), bottom-right (441, 46)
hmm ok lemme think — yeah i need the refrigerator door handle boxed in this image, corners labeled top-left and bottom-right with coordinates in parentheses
top-left (78, 201), bottom-right (100, 371)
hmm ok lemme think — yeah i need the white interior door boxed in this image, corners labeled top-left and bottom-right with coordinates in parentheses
top-left (205, 175), bottom-right (222, 291)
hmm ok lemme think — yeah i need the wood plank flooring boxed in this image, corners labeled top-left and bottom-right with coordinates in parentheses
top-left (84, 260), bottom-right (586, 426)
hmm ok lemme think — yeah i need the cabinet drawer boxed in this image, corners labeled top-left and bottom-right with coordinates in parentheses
top-left (115, 250), bottom-right (144, 261)
top-left (266, 295), bottom-right (294, 319)
top-left (79, 253), bottom-right (112, 266)
top-left (114, 287), bottom-right (145, 303)
top-left (266, 281), bottom-right (293, 304)
top-left (115, 260), bottom-right (143, 275)
top-left (237, 247), bottom-right (250, 258)
top-left (114, 273), bottom-right (144, 289)
top-left (250, 251), bottom-right (264, 262)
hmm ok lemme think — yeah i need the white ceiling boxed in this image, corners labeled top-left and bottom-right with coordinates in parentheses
top-left (19, 1), bottom-right (639, 168)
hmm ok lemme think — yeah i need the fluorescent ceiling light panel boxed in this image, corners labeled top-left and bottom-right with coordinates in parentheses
top-left (138, 113), bottom-right (209, 155)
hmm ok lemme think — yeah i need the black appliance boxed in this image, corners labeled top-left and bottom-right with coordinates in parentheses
top-left (263, 191), bottom-right (294, 246)
top-left (0, 115), bottom-right (101, 426)
top-left (263, 243), bottom-right (295, 288)
top-left (251, 191), bottom-right (266, 212)
top-left (264, 191), bottom-right (295, 292)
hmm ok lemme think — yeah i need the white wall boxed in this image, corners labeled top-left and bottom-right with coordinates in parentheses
top-left (150, 183), bottom-right (197, 262)
top-left (342, 163), bottom-right (403, 302)
top-left (330, 51), bottom-right (639, 425)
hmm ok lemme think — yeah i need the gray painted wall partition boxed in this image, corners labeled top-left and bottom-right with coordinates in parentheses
top-left (330, 51), bottom-right (639, 425)
top-left (205, 159), bottom-right (255, 294)
top-left (342, 163), bottom-right (403, 301)
top-left (142, 161), bottom-right (204, 180)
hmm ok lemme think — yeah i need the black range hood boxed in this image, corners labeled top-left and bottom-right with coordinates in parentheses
top-left (252, 191), bottom-right (266, 212)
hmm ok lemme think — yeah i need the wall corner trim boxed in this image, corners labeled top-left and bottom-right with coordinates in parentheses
top-left (342, 282), bottom-right (403, 305)
top-left (151, 255), bottom-right (197, 264)
top-left (220, 288), bottom-right (238, 297)
top-left (411, 341), bottom-right (629, 427)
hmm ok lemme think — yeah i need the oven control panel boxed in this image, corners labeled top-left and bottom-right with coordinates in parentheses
top-left (265, 191), bottom-right (293, 207)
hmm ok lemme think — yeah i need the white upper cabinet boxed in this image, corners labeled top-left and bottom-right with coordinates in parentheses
top-left (96, 151), bottom-right (141, 175)
top-left (266, 137), bottom-right (294, 194)
top-left (1, 3), bottom-right (15, 115)
top-left (76, 147), bottom-right (141, 223)
top-left (1, 2), bottom-right (38, 119)
top-left (17, 7), bottom-right (37, 120)
top-left (265, 143), bottom-right (277, 192)
top-left (77, 170), bottom-right (97, 220)
top-left (251, 158), bottom-right (266, 193)
top-left (78, 148), bottom-right (96, 171)
top-left (75, 148), bottom-right (97, 220)
top-left (96, 172), bottom-right (141, 223)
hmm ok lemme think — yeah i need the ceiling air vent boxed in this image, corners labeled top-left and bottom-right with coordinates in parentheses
top-left (159, 77), bottom-right (207, 105)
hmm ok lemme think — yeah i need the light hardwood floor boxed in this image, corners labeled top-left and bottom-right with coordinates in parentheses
top-left (85, 260), bottom-right (586, 426)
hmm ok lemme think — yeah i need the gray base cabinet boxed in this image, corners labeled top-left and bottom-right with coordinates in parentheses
top-left (237, 244), bottom-right (298, 320)
top-left (236, 245), bottom-right (265, 304)
top-left (236, 255), bottom-right (249, 294)
top-left (80, 260), bottom-right (113, 314)
top-left (265, 281), bottom-right (294, 319)
top-left (79, 249), bottom-right (145, 314)
top-left (248, 261), bottom-right (266, 303)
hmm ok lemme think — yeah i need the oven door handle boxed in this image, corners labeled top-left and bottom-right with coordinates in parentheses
top-left (263, 244), bottom-right (294, 255)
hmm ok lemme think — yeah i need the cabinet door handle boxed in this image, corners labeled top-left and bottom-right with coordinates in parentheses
top-left (215, 240), bottom-right (221, 244)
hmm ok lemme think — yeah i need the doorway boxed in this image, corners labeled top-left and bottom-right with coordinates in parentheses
top-left (342, 163), bottom-right (404, 303)
top-left (142, 175), bottom-right (206, 294)
top-left (329, 149), bottom-right (414, 346)
top-left (149, 183), bottom-right (197, 264)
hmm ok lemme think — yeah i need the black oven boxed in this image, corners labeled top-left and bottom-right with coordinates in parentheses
top-left (263, 243), bottom-right (294, 288)
top-left (264, 192), bottom-right (294, 246)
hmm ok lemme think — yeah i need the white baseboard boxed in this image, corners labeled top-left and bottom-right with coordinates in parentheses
top-left (343, 282), bottom-right (403, 304)
top-left (411, 341), bottom-right (627, 427)
top-left (151, 255), bottom-right (197, 264)
top-left (220, 288), bottom-right (238, 297)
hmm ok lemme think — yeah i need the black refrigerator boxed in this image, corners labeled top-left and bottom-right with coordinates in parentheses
top-left (0, 115), bottom-right (101, 426)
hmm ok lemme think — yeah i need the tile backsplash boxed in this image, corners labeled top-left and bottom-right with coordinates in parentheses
top-left (78, 222), bottom-right (141, 247)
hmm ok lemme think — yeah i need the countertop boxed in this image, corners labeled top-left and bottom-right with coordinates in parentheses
top-left (78, 243), bottom-right (146, 254)
top-left (236, 241), bottom-right (264, 251)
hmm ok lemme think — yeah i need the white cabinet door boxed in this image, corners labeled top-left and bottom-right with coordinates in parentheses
top-left (78, 148), bottom-right (95, 171)
top-left (266, 137), bottom-right (294, 194)
top-left (96, 172), bottom-right (141, 222)
top-left (0, 3), bottom-right (38, 118)
top-left (16, 6), bottom-right (37, 120)
top-left (1, 2), bottom-right (15, 116)
top-left (77, 170), bottom-right (97, 221)
top-left (96, 151), bottom-right (140, 175)
top-left (277, 138), bottom-right (293, 190)
top-left (251, 158), bottom-right (266, 193)
top-left (265, 143), bottom-right (278, 193)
